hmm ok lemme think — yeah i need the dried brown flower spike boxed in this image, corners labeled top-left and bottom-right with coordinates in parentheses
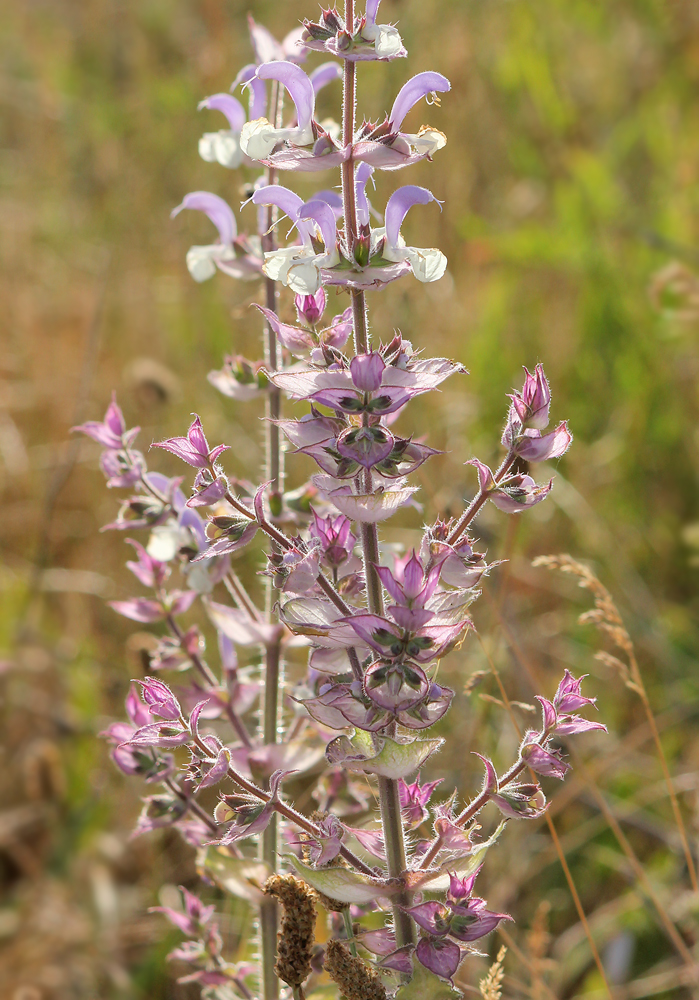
top-left (324, 939), bottom-right (388, 1000)
top-left (263, 874), bottom-right (317, 993)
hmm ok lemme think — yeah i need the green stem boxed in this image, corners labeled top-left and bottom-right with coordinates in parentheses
top-left (378, 773), bottom-right (415, 949)
top-left (343, 907), bottom-right (358, 957)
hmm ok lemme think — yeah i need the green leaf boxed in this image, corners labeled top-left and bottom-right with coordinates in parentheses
top-left (326, 729), bottom-right (443, 780)
top-left (406, 821), bottom-right (507, 892)
top-left (395, 956), bottom-right (462, 1000)
top-left (284, 854), bottom-right (398, 905)
top-left (197, 846), bottom-right (271, 904)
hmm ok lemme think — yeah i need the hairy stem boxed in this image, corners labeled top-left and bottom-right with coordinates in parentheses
top-left (339, 0), bottom-right (414, 950)
top-left (447, 452), bottom-right (516, 545)
top-left (342, 907), bottom-right (358, 957)
top-left (259, 80), bottom-right (284, 1000)
top-left (378, 774), bottom-right (415, 949)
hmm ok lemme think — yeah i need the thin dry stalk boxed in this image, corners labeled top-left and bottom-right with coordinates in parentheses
top-left (526, 902), bottom-right (552, 1000)
top-left (497, 927), bottom-right (559, 1000)
top-left (568, 746), bottom-right (699, 977)
top-left (479, 945), bottom-right (507, 1000)
top-left (534, 554), bottom-right (698, 894)
top-left (476, 636), bottom-right (614, 1000)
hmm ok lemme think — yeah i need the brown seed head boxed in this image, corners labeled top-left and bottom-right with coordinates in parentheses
top-left (324, 939), bottom-right (387, 1000)
top-left (263, 874), bottom-right (317, 988)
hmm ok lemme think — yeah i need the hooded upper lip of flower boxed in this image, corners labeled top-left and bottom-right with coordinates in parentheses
top-left (375, 185), bottom-right (448, 283)
top-left (239, 62), bottom-right (450, 172)
top-left (250, 184), bottom-right (342, 295)
top-left (170, 192), bottom-right (262, 283)
top-left (253, 176), bottom-right (447, 291)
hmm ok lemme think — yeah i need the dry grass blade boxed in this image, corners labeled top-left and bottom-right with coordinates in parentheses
top-left (567, 746), bottom-right (699, 977)
top-left (476, 635), bottom-right (614, 1000)
top-left (497, 927), bottom-right (559, 1000)
top-left (533, 554), bottom-right (699, 894)
top-left (480, 945), bottom-right (507, 1000)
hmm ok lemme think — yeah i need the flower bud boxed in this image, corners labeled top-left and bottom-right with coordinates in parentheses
top-left (295, 287), bottom-right (326, 326)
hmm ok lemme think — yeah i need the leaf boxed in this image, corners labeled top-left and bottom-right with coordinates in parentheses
top-left (197, 846), bottom-right (271, 904)
top-left (326, 729), bottom-right (443, 779)
top-left (394, 956), bottom-right (462, 1000)
top-left (406, 822), bottom-right (507, 892)
top-left (284, 854), bottom-right (398, 905)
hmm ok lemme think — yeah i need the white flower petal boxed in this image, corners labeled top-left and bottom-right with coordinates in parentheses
top-left (404, 246), bottom-right (447, 282)
top-left (374, 25), bottom-right (405, 59)
top-left (198, 133), bottom-right (219, 163)
top-left (213, 131), bottom-right (243, 168)
top-left (186, 245), bottom-right (219, 282)
top-left (240, 118), bottom-right (314, 160)
top-left (286, 259), bottom-right (322, 295)
top-left (240, 118), bottom-right (279, 160)
top-left (262, 247), bottom-right (298, 283)
top-left (402, 126), bottom-right (447, 157)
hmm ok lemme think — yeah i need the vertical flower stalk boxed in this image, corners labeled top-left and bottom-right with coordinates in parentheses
top-left (78, 4), bottom-right (610, 995)
top-left (339, 0), bottom-right (415, 952)
top-left (261, 78), bottom-right (284, 1000)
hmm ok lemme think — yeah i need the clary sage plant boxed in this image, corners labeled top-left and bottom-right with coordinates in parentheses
top-left (77, 3), bottom-right (604, 998)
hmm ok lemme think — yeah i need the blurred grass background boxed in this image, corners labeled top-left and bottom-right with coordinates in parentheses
top-left (2, 0), bottom-right (699, 997)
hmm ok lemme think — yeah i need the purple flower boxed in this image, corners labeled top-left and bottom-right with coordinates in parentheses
top-left (520, 740), bottom-right (570, 780)
top-left (72, 393), bottom-right (138, 450)
top-left (209, 770), bottom-right (289, 847)
top-left (536, 672), bottom-right (607, 738)
top-left (308, 814), bottom-right (346, 865)
top-left (309, 510), bottom-right (356, 568)
top-left (99, 447), bottom-right (145, 489)
top-left (247, 15), bottom-right (308, 65)
top-left (490, 473), bottom-right (554, 513)
top-left (136, 678), bottom-right (182, 721)
top-left (555, 715), bottom-right (608, 736)
top-left (353, 72), bottom-right (451, 168)
top-left (279, 542), bottom-right (322, 595)
top-left (270, 350), bottom-right (443, 415)
top-left (208, 354), bottom-right (267, 401)
top-left (513, 422), bottom-right (572, 463)
top-left (510, 364), bottom-right (551, 430)
top-left (375, 551), bottom-right (442, 610)
top-left (554, 669), bottom-right (597, 714)
top-left (153, 415), bottom-right (228, 470)
top-left (303, 1), bottom-right (407, 62)
top-left (501, 364), bottom-right (572, 461)
top-left (240, 62), bottom-right (320, 161)
top-left (241, 66), bottom-right (449, 175)
top-left (364, 660), bottom-right (430, 712)
top-left (295, 287), bottom-right (326, 325)
top-left (197, 93), bottom-right (247, 169)
top-left (377, 185), bottom-right (447, 282)
top-left (125, 539), bottom-right (169, 589)
top-left (108, 597), bottom-right (166, 623)
top-left (491, 782), bottom-right (548, 820)
top-left (150, 886), bottom-right (216, 937)
top-left (447, 870), bottom-right (481, 902)
top-left (341, 612), bottom-right (468, 665)
top-left (398, 775), bottom-right (442, 828)
top-left (415, 936), bottom-right (461, 981)
top-left (301, 682), bottom-right (391, 732)
top-left (193, 516), bottom-right (258, 561)
top-left (408, 901), bottom-right (452, 937)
